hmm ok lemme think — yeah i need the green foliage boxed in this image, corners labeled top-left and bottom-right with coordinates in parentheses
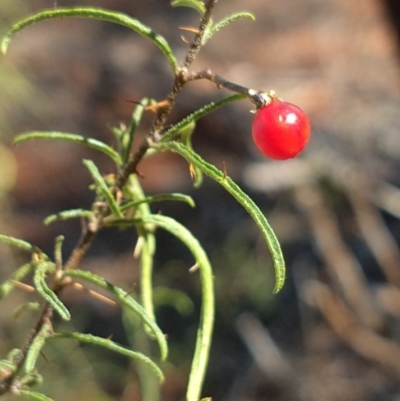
top-left (0, 262), bottom-right (34, 300)
top-left (49, 332), bottom-right (164, 383)
top-left (171, 0), bottom-right (207, 16)
top-left (16, 390), bottom-right (54, 401)
top-left (33, 263), bottom-right (70, 321)
top-left (14, 132), bottom-right (122, 166)
top-left (152, 141), bottom-right (285, 293)
top-left (0, 2), bottom-right (285, 401)
top-left (62, 269), bottom-right (168, 361)
top-left (1, 8), bottom-right (178, 73)
top-left (0, 235), bottom-right (47, 258)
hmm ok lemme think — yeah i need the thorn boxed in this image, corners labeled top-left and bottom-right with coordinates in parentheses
top-left (180, 34), bottom-right (190, 45)
top-left (145, 100), bottom-right (170, 113)
top-left (116, 190), bottom-right (123, 205)
top-left (189, 262), bottom-right (200, 273)
top-left (222, 160), bottom-right (227, 181)
top-left (133, 236), bottom-right (144, 258)
top-left (124, 285), bottom-right (137, 298)
top-left (179, 26), bottom-right (200, 34)
top-left (189, 163), bottom-right (196, 180)
top-left (72, 282), bottom-right (117, 306)
top-left (40, 350), bottom-right (50, 363)
top-left (11, 280), bottom-right (35, 292)
top-left (125, 99), bottom-right (145, 106)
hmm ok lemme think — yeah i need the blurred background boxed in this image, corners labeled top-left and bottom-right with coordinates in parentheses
top-left (2, 0), bottom-right (400, 400)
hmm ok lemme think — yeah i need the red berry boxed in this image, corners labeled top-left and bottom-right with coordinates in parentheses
top-left (251, 100), bottom-right (311, 160)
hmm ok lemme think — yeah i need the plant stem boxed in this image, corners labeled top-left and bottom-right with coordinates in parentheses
top-left (63, 222), bottom-right (98, 271)
top-left (186, 69), bottom-right (274, 108)
top-left (0, 303), bottom-right (53, 395)
top-left (183, 0), bottom-right (218, 67)
top-left (115, 0), bottom-right (219, 190)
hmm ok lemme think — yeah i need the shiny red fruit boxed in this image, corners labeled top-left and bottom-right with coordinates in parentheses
top-left (252, 101), bottom-right (311, 160)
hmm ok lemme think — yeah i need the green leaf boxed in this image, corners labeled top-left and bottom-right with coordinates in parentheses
top-left (16, 390), bottom-right (54, 401)
top-left (171, 0), bottom-right (206, 15)
top-left (119, 98), bottom-right (151, 164)
top-left (2, 8), bottom-right (178, 72)
top-left (178, 121), bottom-right (204, 188)
top-left (138, 214), bottom-right (214, 401)
top-left (118, 193), bottom-right (195, 214)
top-left (24, 320), bottom-right (52, 373)
top-left (83, 159), bottom-right (123, 219)
top-left (54, 235), bottom-right (64, 270)
top-left (33, 262), bottom-right (71, 320)
top-left (124, 175), bottom-right (158, 329)
top-left (14, 132), bottom-right (122, 166)
top-left (160, 94), bottom-right (246, 143)
top-left (44, 209), bottom-right (93, 225)
top-left (138, 231), bottom-right (157, 329)
top-left (0, 262), bottom-right (34, 300)
top-left (0, 234), bottom-right (46, 258)
top-left (152, 141), bottom-right (286, 293)
top-left (62, 269), bottom-right (168, 361)
top-left (207, 12), bottom-right (255, 41)
top-left (50, 331), bottom-right (164, 383)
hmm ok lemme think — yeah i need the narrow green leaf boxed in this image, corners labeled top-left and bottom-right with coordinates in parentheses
top-left (160, 94), bottom-right (246, 143)
top-left (62, 269), bottom-right (168, 361)
top-left (171, 0), bottom-right (206, 15)
top-left (33, 262), bottom-right (71, 320)
top-left (152, 141), bottom-right (286, 293)
top-left (0, 262), bottom-right (34, 300)
top-left (139, 231), bottom-right (157, 327)
top-left (178, 120), bottom-right (203, 187)
top-left (2, 8), bottom-right (178, 72)
top-left (16, 390), bottom-right (54, 401)
top-left (14, 132), bottom-right (122, 166)
top-left (50, 332), bottom-right (164, 383)
top-left (0, 235), bottom-right (45, 257)
top-left (54, 235), bottom-right (64, 271)
top-left (119, 98), bottom-right (151, 164)
top-left (124, 175), bottom-right (158, 329)
top-left (208, 12), bottom-right (255, 41)
top-left (122, 306), bottom-right (161, 401)
top-left (83, 159), bottom-right (123, 219)
top-left (44, 209), bottom-right (93, 225)
top-left (138, 214), bottom-right (214, 401)
top-left (119, 193), bottom-right (195, 213)
top-left (24, 320), bottom-right (52, 373)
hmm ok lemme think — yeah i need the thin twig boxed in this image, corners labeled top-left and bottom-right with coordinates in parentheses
top-left (115, 0), bottom-right (219, 190)
top-left (183, 0), bottom-right (218, 68)
top-left (0, 303), bottom-right (53, 395)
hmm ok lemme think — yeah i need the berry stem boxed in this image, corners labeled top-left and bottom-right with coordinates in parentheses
top-left (186, 69), bottom-right (275, 108)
